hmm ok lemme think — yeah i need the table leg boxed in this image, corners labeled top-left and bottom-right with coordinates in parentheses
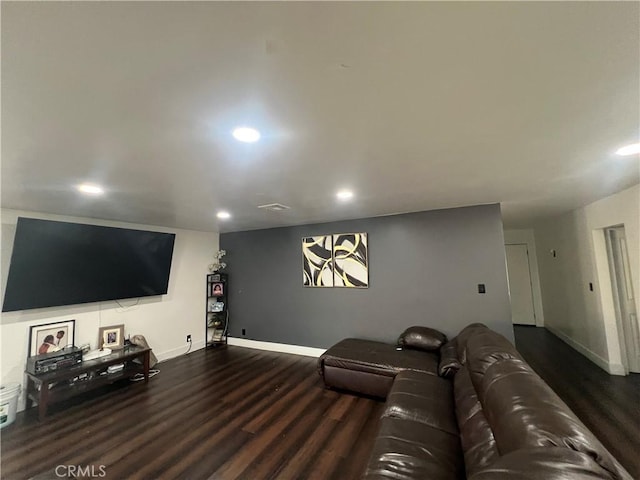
top-left (26, 377), bottom-right (34, 410)
top-left (143, 350), bottom-right (150, 383)
top-left (38, 381), bottom-right (49, 421)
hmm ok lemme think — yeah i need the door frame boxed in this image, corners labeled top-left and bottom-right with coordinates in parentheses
top-left (592, 227), bottom-right (628, 375)
top-left (605, 226), bottom-right (629, 373)
top-left (505, 243), bottom-right (537, 326)
top-left (504, 229), bottom-right (545, 327)
top-left (604, 225), bottom-right (640, 374)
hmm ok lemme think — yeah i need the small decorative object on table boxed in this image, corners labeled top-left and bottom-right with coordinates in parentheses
top-left (97, 324), bottom-right (125, 350)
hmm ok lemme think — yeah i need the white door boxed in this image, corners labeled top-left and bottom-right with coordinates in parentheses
top-left (505, 244), bottom-right (536, 325)
top-left (607, 227), bottom-right (640, 373)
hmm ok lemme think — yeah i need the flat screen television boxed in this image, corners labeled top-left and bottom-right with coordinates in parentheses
top-left (2, 217), bottom-right (176, 312)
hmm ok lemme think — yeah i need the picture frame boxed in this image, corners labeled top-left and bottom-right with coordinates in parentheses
top-left (302, 232), bottom-right (368, 288)
top-left (211, 301), bottom-right (224, 312)
top-left (302, 235), bottom-right (334, 287)
top-left (29, 319), bottom-right (76, 357)
top-left (212, 282), bottom-right (224, 297)
top-left (97, 324), bottom-right (125, 350)
top-left (333, 232), bottom-right (369, 288)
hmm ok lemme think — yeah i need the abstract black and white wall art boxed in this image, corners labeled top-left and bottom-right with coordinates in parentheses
top-left (333, 233), bottom-right (368, 288)
top-left (302, 232), bottom-right (368, 288)
top-left (302, 235), bottom-right (334, 287)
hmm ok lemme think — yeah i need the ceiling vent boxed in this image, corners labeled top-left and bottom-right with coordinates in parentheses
top-left (257, 203), bottom-right (291, 212)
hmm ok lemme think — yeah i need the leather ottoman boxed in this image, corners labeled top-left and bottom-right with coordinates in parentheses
top-left (317, 338), bottom-right (440, 398)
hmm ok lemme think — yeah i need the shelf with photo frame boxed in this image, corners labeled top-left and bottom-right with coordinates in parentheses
top-left (206, 273), bottom-right (228, 347)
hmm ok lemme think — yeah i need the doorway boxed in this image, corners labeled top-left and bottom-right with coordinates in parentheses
top-left (505, 243), bottom-right (536, 326)
top-left (606, 226), bottom-right (640, 373)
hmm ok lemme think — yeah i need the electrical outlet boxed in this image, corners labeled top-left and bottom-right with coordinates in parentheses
top-left (242, 328), bottom-right (246, 336)
top-left (186, 334), bottom-right (192, 342)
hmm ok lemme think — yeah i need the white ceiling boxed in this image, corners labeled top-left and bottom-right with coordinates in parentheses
top-left (2, 2), bottom-right (639, 233)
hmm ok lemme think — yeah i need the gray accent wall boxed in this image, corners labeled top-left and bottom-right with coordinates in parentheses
top-left (221, 204), bottom-right (513, 348)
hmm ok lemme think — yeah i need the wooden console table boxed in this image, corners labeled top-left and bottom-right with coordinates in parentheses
top-left (26, 346), bottom-right (151, 420)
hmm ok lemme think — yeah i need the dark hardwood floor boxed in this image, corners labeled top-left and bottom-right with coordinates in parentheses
top-left (3, 328), bottom-right (638, 479)
top-left (514, 325), bottom-right (640, 479)
top-left (1, 347), bottom-right (383, 480)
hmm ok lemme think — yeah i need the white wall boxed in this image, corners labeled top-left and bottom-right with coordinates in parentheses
top-left (533, 185), bottom-right (639, 375)
top-left (503, 228), bottom-right (545, 327)
top-left (1, 209), bottom-right (218, 411)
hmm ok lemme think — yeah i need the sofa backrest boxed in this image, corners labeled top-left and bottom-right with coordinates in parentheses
top-left (455, 323), bottom-right (487, 365)
top-left (455, 324), bottom-right (632, 480)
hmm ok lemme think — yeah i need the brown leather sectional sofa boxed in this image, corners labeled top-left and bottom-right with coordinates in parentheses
top-left (317, 323), bottom-right (632, 479)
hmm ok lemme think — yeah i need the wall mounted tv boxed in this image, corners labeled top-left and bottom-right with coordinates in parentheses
top-left (2, 217), bottom-right (176, 312)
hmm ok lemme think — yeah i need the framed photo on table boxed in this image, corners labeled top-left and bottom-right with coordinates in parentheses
top-left (98, 324), bottom-right (125, 350)
top-left (28, 319), bottom-right (76, 357)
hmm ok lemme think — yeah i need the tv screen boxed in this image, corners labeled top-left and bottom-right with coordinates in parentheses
top-left (2, 218), bottom-right (176, 312)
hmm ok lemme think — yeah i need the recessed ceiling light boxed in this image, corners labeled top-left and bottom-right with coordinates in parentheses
top-left (616, 143), bottom-right (640, 156)
top-left (336, 190), bottom-right (354, 200)
top-left (232, 127), bottom-right (261, 143)
top-left (77, 183), bottom-right (104, 195)
top-left (217, 211), bottom-right (231, 220)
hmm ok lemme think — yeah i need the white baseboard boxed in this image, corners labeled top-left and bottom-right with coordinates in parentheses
top-left (156, 340), bottom-right (206, 362)
top-left (546, 325), bottom-right (626, 376)
top-left (227, 337), bottom-right (326, 358)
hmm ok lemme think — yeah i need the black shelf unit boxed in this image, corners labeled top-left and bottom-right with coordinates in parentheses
top-left (206, 273), bottom-right (228, 347)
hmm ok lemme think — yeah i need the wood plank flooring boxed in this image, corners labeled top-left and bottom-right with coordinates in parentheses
top-left (1, 347), bottom-right (383, 480)
top-left (514, 325), bottom-right (640, 479)
top-left (3, 328), bottom-right (638, 479)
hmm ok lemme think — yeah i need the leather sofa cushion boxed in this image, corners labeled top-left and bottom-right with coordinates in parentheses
top-left (397, 326), bottom-right (447, 352)
top-left (468, 447), bottom-right (633, 480)
top-left (319, 338), bottom-right (439, 377)
top-left (363, 416), bottom-right (465, 480)
top-left (383, 370), bottom-right (458, 435)
top-left (464, 328), bottom-right (523, 388)
top-left (474, 357), bottom-right (630, 479)
top-left (454, 323), bottom-right (488, 364)
top-left (453, 365), bottom-right (499, 476)
top-left (438, 338), bottom-right (461, 378)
